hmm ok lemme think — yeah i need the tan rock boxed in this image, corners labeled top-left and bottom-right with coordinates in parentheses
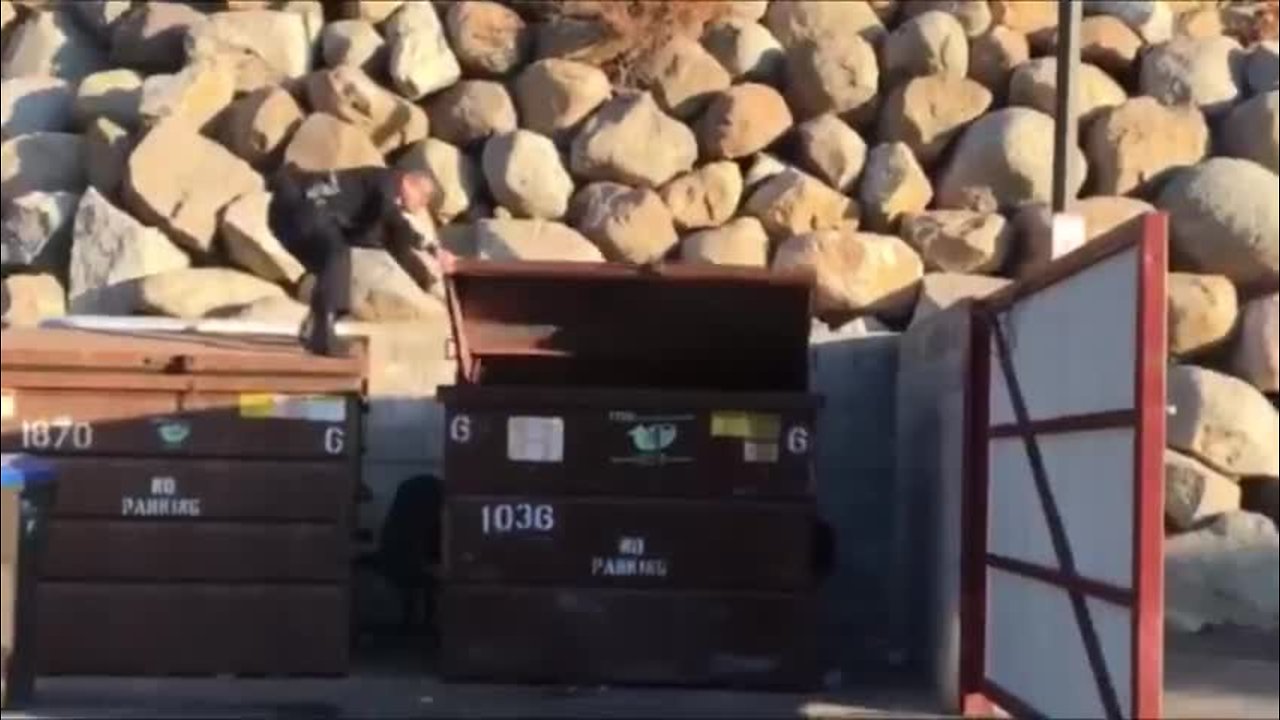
top-left (1166, 450), bottom-right (1243, 532)
top-left (186, 10), bottom-right (312, 94)
top-left (482, 130), bottom-right (574, 220)
top-left (794, 114), bottom-right (867, 193)
top-left (384, 2), bottom-right (460, 101)
top-left (909, 272), bottom-right (1010, 328)
top-left (0, 132), bottom-right (85, 198)
top-left (513, 58), bottom-right (610, 143)
top-left (282, 113), bottom-right (385, 175)
top-left (1, 190), bottom-right (78, 274)
top-left (474, 219), bottom-right (603, 263)
top-left (989, 0), bottom-right (1057, 36)
top-left (1, 1), bottom-right (14, 31)
top-left (1072, 15), bottom-right (1144, 78)
top-left (1176, 7), bottom-right (1224, 39)
top-left (680, 217), bottom-right (770, 268)
top-left (110, 2), bottom-right (207, 74)
top-left (1087, 0), bottom-right (1174, 44)
top-left (220, 190), bottom-right (306, 285)
top-left (701, 20), bottom-right (785, 84)
top-left (899, 0), bottom-right (993, 38)
top-left (659, 161), bottom-right (743, 231)
top-left (2, 9), bottom-right (108, 82)
top-left (1168, 365), bottom-right (1280, 478)
top-left (1168, 273), bottom-right (1240, 358)
top-left (83, 116), bottom-right (132, 197)
top-left (570, 182), bottom-right (679, 265)
top-left (744, 168), bottom-right (856, 239)
top-left (878, 74), bottom-right (992, 169)
top-left (1231, 294), bottom-right (1279, 395)
top-left (338, 0), bottom-right (403, 24)
top-left (744, 152), bottom-right (791, 191)
top-left (138, 59), bottom-right (237, 133)
top-left (532, 15), bottom-right (624, 66)
top-left (306, 66), bottom-right (428, 155)
top-left (1, 76), bottom-right (74, 140)
top-left (637, 35), bottom-right (732, 120)
top-left (1221, 91), bottom-right (1279, 175)
top-left (349, 246), bottom-right (443, 321)
top-left (122, 120), bottom-right (264, 256)
top-left (1085, 97), bottom-right (1210, 196)
top-left (445, 0), bottom-right (530, 77)
top-left (696, 83), bottom-right (792, 161)
top-left (426, 79), bottom-right (516, 148)
top-left (784, 34), bottom-right (880, 127)
top-left (725, 1), bottom-right (769, 24)
top-left (394, 138), bottom-right (480, 223)
top-left (773, 229), bottom-right (924, 318)
top-left (320, 20), bottom-right (385, 74)
top-left (570, 93), bottom-right (697, 188)
top-left (1140, 35), bottom-right (1247, 117)
top-left (764, 0), bottom-right (885, 49)
top-left (214, 295), bottom-right (309, 325)
top-left (859, 142), bottom-right (933, 233)
top-left (900, 210), bottom-right (1011, 275)
top-left (73, 68), bottom-right (143, 130)
top-left (1, 273), bottom-right (66, 326)
top-left (216, 86), bottom-right (304, 171)
top-left (1013, 196), bottom-right (1154, 278)
top-left (969, 25), bottom-right (1030, 98)
top-left (1009, 58), bottom-right (1128, 122)
top-left (882, 10), bottom-right (969, 84)
top-left (132, 267), bottom-right (286, 319)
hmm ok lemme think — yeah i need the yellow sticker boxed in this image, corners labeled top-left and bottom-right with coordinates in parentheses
top-left (0, 390), bottom-right (14, 421)
top-left (710, 412), bottom-right (781, 440)
top-left (238, 393), bottom-right (278, 419)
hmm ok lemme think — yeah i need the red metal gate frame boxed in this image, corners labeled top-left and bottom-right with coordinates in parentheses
top-left (960, 215), bottom-right (1167, 719)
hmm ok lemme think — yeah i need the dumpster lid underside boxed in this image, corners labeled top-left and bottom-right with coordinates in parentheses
top-left (444, 261), bottom-right (815, 392)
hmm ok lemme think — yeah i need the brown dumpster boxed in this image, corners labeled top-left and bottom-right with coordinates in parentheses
top-left (437, 261), bottom-right (822, 689)
top-left (0, 328), bottom-right (364, 677)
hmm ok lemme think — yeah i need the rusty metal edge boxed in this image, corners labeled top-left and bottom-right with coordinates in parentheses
top-left (437, 385), bottom-right (823, 410)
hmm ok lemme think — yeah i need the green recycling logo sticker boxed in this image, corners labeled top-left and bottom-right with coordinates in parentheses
top-left (628, 423), bottom-right (678, 453)
top-left (155, 420), bottom-right (191, 448)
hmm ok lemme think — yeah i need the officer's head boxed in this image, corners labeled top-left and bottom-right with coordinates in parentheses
top-left (394, 170), bottom-right (437, 216)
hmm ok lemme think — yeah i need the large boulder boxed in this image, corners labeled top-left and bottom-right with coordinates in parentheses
top-left (1008, 58), bottom-right (1128, 122)
top-left (569, 182), bottom-right (679, 265)
top-left (219, 190), bottom-right (306, 285)
top-left (1166, 450), bottom-right (1242, 532)
top-left (216, 86), bottom-right (304, 171)
top-left (1248, 41), bottom-right (1278, 95)
top-left (1084, 0), bottom-right (1173, 43)
top-left (878, 74), bottom-right (992, 169)
top-left (793, 114), bottom-right (866, 193)
top-left (988, 0), bottom-right (1058, 36)
top-left (764, 0), bottom-right (885, 49)
top-left (859, 141), bottom-right (933, 232)
top-left (82, 116), bottom-right (132, 197)
top-left (680, 217), bottom-right (770, 268)
top-left (636, 35), bottom-right (732, 121)
top-left (743, 168), bottom-right (856, 239)
top-left (394, 138), bottom-right (480, 224)
top-left (1140, 35), bottom-right (1246, 117)
top-left (1085, 97), bottom-right (1209, 196)
top-left (186, 10), bottom-right (312, 94)
top-left (696, 83), bottom-right (792, 161)
top-left (215, 296), bottom-right (309, 325)
top-left (909, 272), bottom-right (1009, 328)
top-left (137, 59), bottom-right (237, 133)
top-left (384, 2), bottom-right (460, 101)
top-left (1158, 158), bottom-right (1279, 287)
top-left (306, 66), bottom-right (428, 155)
top-left (1221, 91), bottom-right (1279, 175)
top-left (968, 25), bottom-right (1030, 98)
top-left (425, 80), bottom-right (517, 149)
top-left (1165, 511), bottom-right (1279, 633)
top-left (773, 229), bottom-right (924, 319)
top-left (936, 108), bottom-right (1086, 212)
top-left (1, 76), bottom-right (73, 140)
top-left (348, 246), bottom-right (443, 321)
top-left (0, 132), bottom-right (85, 198)
top-left (482, 129), bottom-right (574, 220)
top-left (1, 273), bottom-right (65, 326)
top-left (67, 187), bottom-right (190, 314)
top-left (1167, 272), bottom-right (1239, 358)
top-left (784, 35), bottom-right (880, 128)
top-left (570, 93), bottom-right (697, 188)
top-left (1, 0), bottom-right (14, 32)
top-left (658, 161), bottom-right (743, 231)
top-left (0, 190), bottom-right (78, 274)
top-left (1168, 365), bottom-right (1280, 479)
top-left (899, 210), bottom-right (1012, 275)
top-left (1, 9), bottom-right (108, 82)
top-left (898, 0), bottom-right (993, 38)
top-left (444, 0), bottom-right (530, 78)
top-left (881, 10), bottom-right (969, 84)
top-left (1230, 294), bottom-right (1279, 395)
top-left (1013, 196), bottom-right (1155, 278)
top-left (700, 20), bottom-right (784, 84)
top-left (320, 20), bottom-right (385, 74)
top-left (1068, 15), bottom-right (1144, 79)
top-left (474, 219), bottom-right (603, 263)
top-left (122, 120), bottom-right (264, 257)
top-left (73, 68), bottom-right (143, 130)
top-left (743, 151), bottom-right (791, 191)
top-left (282, 113), bottom-right (385, 175)
top-left (132, 267), bottom-right (286, 319)
top-left (110, 2), bottom-right (207, 74)
top-left (513, 58), bottom-right (610, 143)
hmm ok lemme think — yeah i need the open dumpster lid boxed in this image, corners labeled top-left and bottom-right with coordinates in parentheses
top-left (444, 261), bottom-right (815, 392)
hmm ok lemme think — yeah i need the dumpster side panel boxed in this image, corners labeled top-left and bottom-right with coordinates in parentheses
top-left (0, 391), bottom-right (180, 455)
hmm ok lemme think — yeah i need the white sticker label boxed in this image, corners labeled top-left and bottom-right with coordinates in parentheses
top-left (1, 391), bottom-right (13, 421)
top-left (744, 441), bottom-right (779, 464)
top-left (240, 394), bottom-right (347, 423)
top-left (507, 416), bottom-right (564, 463)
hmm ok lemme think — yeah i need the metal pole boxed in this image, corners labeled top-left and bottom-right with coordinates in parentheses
top-left (1052, 0), bottom-right (1083, 214)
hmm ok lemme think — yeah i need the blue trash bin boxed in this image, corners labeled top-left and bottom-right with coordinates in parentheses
top-left (2, 454), bottom-right (56, 710)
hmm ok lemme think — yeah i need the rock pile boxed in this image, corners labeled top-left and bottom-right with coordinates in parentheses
top-left (2, 1), bottom-right (1279, 627)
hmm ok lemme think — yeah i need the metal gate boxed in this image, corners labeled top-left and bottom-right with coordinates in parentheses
top-left (961, 215), bottom-right (1168, 719)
